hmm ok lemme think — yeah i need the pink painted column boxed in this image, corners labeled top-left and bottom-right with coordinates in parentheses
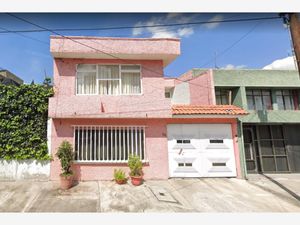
top-left (231, 121), bottom-right (242, 178)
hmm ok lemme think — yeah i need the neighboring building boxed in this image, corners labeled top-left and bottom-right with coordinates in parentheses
top-left (0, 70), bottom-right (23, 85)
top-left (184, 68), bottom-right (300, 177)
top-left (48, 36), bottom-right (247, 181)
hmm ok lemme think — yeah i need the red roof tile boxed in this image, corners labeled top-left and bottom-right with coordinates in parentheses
top-left (172, 105), bottom-right (248, 116)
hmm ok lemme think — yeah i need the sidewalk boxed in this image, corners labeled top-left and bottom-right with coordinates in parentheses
top-left (0, 176), bottom-right (300, 212)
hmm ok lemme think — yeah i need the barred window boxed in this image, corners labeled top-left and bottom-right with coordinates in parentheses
top-left (74, 126), bottom-right (145, 162)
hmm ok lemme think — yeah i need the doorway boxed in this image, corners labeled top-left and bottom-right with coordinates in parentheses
top-left (243, 125), bottom-right (290, 173)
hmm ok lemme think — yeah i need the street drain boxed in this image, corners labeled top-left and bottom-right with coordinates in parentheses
top-left (148, 186), bottom-right (179, 203)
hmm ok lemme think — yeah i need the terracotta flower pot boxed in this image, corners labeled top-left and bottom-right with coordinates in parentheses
top-left (130, 175), bottom-right (143, 186)
top-left (60, 174), bottom-right (73, 190)
top-left (115, 179), bottom-right (127, 185)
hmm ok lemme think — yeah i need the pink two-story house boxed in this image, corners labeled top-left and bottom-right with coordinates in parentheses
top-left (48, 36), bottom-right (247, 181)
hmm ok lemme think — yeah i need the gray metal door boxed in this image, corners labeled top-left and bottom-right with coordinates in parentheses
top-left (243, 128), bottom-right (258, 172)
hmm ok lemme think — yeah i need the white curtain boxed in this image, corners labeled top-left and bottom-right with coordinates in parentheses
top-left (122, 72), bottom-right (141, 94)
top-left (98, 66), bottom-right (120, 95)
top-left (77, 65), bottom-right (141, 95)
top-left (77, 72), bottom-right (96, 94)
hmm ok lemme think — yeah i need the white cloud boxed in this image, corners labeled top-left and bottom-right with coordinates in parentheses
top-left (263, 56), bottom-right (297, 70)
top-left (132, 13), bottom-right (196, 38)
top-left (177, 27), bottom-right (194, 37)
top-left (204, 15), bottom-right (223, 29)
top-left (222, 64), bottom-right (247, 70)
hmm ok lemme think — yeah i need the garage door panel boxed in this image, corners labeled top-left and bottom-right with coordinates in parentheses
top-left (168, 124), bottom-right (237, 178)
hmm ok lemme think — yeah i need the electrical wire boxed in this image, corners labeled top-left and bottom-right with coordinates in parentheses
top-left (0, 15), bottom-right (281, 34)
top-left (198, 20), bottom-right (264, 68)
top-left (6, 13), bottom-right (215, 91)
top-left (4, 13), bottom-right (269, 100)
top-left (0, 26), bottom-right (49, 45)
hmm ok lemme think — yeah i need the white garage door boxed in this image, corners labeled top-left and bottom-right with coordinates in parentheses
top-left (168, 124), bottom-right (237, 178)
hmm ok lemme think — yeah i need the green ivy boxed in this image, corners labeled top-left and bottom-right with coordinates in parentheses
top-left (0, 84), bottom-right (54, 160)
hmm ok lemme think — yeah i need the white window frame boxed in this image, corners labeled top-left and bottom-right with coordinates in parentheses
top-left (75, 64), bottom-right (143, 96)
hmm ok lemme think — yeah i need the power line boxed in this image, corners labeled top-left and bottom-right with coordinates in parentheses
top-left (199, 20), bottom-right (263, 68)
top-left (0, 16), bottom-right (281, 34)
top-left (5, 13), bottom-right (267, 92)
top-left (0, 26), bottom-right (49, 45)
top-left (6, 13), bottom-right (214, 91)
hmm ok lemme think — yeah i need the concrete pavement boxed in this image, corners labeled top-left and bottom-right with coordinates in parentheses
top-left (0, 175), bottom-right (300, 212)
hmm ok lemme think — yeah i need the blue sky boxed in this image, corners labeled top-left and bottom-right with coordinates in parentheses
top-left (0, 13), bottom-right (294, 84)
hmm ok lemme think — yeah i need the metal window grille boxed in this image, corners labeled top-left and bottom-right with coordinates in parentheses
top-left (74, 125), bottom-right (146, 162)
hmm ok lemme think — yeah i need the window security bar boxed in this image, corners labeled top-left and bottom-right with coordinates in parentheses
top-left (73, 125), bottom-right (146, 163)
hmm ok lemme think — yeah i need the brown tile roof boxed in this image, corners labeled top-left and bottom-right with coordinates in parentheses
top-left (172, 105), bottom-right (248, 116)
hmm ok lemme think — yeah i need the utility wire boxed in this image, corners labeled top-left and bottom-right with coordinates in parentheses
top-left (0, 16), bottom-right (281, 34)
top-left (6, 13), bottom-right (214, 91)
top-left (5, 13), bottom-right (268, 91)
top-left (199, 20), bottom-right (263, 68)
top-left (0, 26), bottom-right (49, 45)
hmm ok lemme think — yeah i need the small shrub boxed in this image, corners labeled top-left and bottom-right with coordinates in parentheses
top-left (55, 140), bottom-right (74, 177)
top-left (128, 154), bottom-right (143, 177)
top-left (114, 169), bottom-right (126, 181)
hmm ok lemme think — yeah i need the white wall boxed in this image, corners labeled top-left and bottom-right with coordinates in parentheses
top-left (171, 82), bottom-right (190, 104)
top-left (0, 160), bottom-right (50, 180)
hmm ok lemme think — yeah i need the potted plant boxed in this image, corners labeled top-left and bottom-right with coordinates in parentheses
top-left (128, 154), bottom-right (143, 186)
top-left (55, 140), bottom-right (74, 190)
top-left (114, 169), bottom-right (127, 185)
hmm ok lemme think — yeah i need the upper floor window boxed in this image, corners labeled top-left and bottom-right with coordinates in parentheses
top-left (215, 89), bottom-right (231, 105)
top-left (246, 89), bottom-right (272, 110)
top-left (276, 90), bottom-right (295, 110)
top-left (76, 64), bottom-right (141, 95)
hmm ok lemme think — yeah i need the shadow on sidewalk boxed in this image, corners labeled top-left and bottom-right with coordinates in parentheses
top-left (262, 174), bottom-right (300, 202)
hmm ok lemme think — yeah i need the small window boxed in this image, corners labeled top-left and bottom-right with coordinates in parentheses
top-left (215, 89), bottom-right (232, 105)
top-left (178, 163), bottom-right (193, 167)
top-left (177, 139), bottom-right (191, 144)
top-left (210, 139), bottom-right (224, 144)
top-left (165, 88), bottom-right (174, 98)
top-left (165, 91), bottom-right (171, 98)
top-left (212, 162), bottom-right (226, 167)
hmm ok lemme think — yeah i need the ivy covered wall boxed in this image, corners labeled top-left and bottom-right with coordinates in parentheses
top-left (0, 84), bottom-right (53, 160)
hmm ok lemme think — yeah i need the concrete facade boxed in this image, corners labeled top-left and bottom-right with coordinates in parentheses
top-left (188, 68), bottom-right (300, 177)
top-left (48, 36), bottom-right (244, 181)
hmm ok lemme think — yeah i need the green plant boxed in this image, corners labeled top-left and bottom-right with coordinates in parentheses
top-left (114, 169), bottom-right (126, 181)
top-left (0, 83), bottom-right (53, 160)
top-left (128, 154), bottom-right (143, 177)
top-left (55, 141), bottom-right (74, 176)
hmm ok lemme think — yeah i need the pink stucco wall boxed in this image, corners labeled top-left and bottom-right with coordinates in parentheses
top-left (50, 117), bottom-right (242, 181)
top-left (48, 58), bottom-right (173, 118)
top-left (48, 37), bottom-right (242, 180)
top-left (177, 69), bottom-right (215, 105)
top-left (50, 36), bottom-right (180, 67)
top-left (50, 118), bottom-right (170, 181)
